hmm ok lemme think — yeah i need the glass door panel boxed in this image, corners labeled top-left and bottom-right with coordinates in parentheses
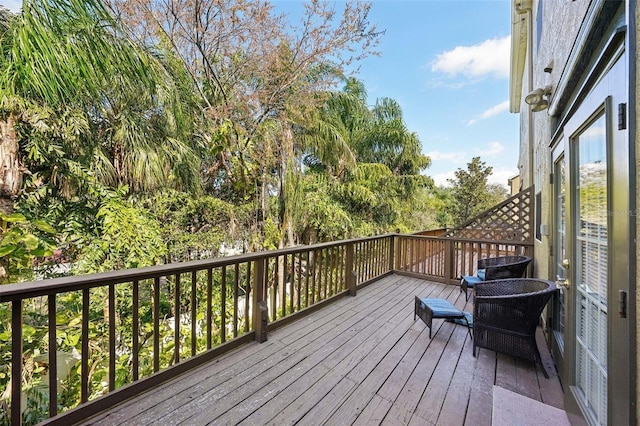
top-left (573, 113), bottom-right (607, 425)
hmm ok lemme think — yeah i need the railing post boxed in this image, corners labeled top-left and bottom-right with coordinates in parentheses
top-left (253, 257), bottom-right (268, 343)
top-left (444, 238), bottom-right (455, 284)
top-left (388, 235), bottom-right (395, 272)
top-left (394, 234), bottom-right (402, 271)
top-left (346, 242), bottom-right (356, 296)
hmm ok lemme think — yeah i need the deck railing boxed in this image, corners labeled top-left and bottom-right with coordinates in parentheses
top-left (394, 234), bottom-right (532, 283)
top-left (0, 233), bottom-right (531, 425)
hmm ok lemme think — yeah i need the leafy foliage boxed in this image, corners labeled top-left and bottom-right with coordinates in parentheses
top-left (75, 194), bottom-right (166, 273)
top-left (446, 156), bottom-right (508, 226)
top-left (0, 211), bottom-right (55, 283)
top-left (139, 190), bottom-right (248, 260)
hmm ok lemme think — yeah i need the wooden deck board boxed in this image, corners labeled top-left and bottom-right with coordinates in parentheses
top-left (80, 274), bottom-right (565, 426)
top-left (463, 348), bottom-right (496, 426)
top-left (176, 298), bottom-right (381, 424)
top-left (436, 336), bottom-right (476, 425)
top-left (414, 322), bottom-right (469, 424)
top-left (323, 324), bottom-right (422, 424)
top-left (536, 329), bottom-right (566, 410)
top-left (352, 394), bottom-right (393, 426)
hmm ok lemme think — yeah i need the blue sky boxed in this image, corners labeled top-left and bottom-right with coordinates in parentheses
top-left (274, 0), bottom-right (519, 187)
top-left (356, 0), bottom-right (519, 187)
top-left (366, 1), bottom-right (518, 187)
top-left (3, 0), bottom-right (518, 187)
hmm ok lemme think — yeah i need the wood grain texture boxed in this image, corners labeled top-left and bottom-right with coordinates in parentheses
top-left (80, 275), bottom-right (564, 426)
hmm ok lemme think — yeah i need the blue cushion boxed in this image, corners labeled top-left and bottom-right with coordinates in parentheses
top-left (419, 298), bottom-right (463, 317)
top-left (477, 269), bottom-right (486, 280)
top-left (462, 275), bottom-right (483, 288)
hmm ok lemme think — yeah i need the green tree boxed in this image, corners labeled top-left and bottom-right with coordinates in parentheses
top-left (447, 156), bottom-right (494, 225)
top-left (301, 80), bottom-right (432, 234)
top-left (0, 211), bottom-right (56, 283)
top-left (113, 0), bottom-right (383, 249)
top-left (0, 0), bottom-right (198, 216)
top-left (74, 190), bottom-right (166, 274)
top-left (487, 182), bottom-right (510, 204)
top-left (0, 1), bottom-right (205, 281)
top-left (139, 190), bottom-right (248, 260)
top-left (400, 185), bottom-right (452, 231)
top-left (356, 97), bottom-right (431, 177)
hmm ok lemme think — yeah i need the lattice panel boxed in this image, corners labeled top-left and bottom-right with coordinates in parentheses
top-left (443, 186), bottom-right (534, 243)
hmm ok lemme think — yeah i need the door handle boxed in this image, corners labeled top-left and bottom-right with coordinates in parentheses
top-left (619, 290), bottom-right (627, 318)
top-left (556, 259), bottom-right (571, 289)
top-left (556, 275), bottom-right (570, 289)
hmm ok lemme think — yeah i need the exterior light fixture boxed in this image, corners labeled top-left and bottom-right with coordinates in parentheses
top-left (524, 85), bottom-right (552, 112)
top-left (531, 99), bottom-right (549, 112)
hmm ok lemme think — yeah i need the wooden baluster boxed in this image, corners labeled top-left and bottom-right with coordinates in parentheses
top-left (48, 295), bottom-right (58, 417)
top-left (11, 300), bottom-right (22, 426)
top-left (220, 266), bottom-right (226, 344)
top-left (234, 263), bottom-right (240, 338)
top-left (109, 284), bottom-right (116, 391)
top-left (153, 277), bottom-right (160, 371)
top-left (206, 268), bottom-right (213, 349)
top-left (81, 288), bottom-right (89, 402)
top-left (253, 258), bottom-right (268, 343)
top-left (132, 280), bottom-right (139, 381)
top-left (191, 270), bottom-right (198, 353)
top-left (304, 251), bottom-right (310, 308)
top-left (245, 262), bottom-right (251, 333)
top-left (174, 274), bottom-right (180, 364)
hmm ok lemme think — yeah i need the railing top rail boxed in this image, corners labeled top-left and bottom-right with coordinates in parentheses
top-left (0, 232), bottom-right (532, 301)
top-left (398, 234), bottom-right (535, 246)
top-left (0, 233), bottom-right (394, 302)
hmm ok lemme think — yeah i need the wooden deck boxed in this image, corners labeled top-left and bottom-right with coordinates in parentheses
top-left (80, 274), bottom-right (564, 425)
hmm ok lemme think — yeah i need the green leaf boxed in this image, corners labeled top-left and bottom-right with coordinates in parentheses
top-left (34, 220), bottom-right (56, 234)
top-left (2, 213), bottom-right (26, 223)
top-left (23, 233), bottom-right (40, 250)
top-left (66, 332), bottom-right (80, 347)
top-left (0, 244), bottom-right (17, 257)
top-left (31, 245), bottom-right (53, 257)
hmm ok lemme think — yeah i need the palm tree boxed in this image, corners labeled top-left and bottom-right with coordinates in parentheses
top-left (0, 0), bottom-right (198, 214)
top-left (300, 78), bottom-right (369, 176)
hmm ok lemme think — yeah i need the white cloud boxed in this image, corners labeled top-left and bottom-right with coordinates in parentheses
top-left (3, 1), bottom-right (21, 13)
top-left (432, 171), bottom-right (457, 187)
top-left (432, 166), bottom-right (517, 188)
top-left (425, 150), bottom-right (467, 163)
top-left (478, 141), bottom-right (505, 158)
top-left (431, 36), bottom-right (510, 79)
top-left (467, 100), bottom-right (510, 125)
top-left (488, 167), bottom-right (519, 186)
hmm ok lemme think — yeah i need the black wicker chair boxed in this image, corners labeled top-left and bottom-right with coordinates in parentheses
top-left (460, 255), bottom-right (532, 300)
top-left (472, 278), bottom-right (557, 378)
